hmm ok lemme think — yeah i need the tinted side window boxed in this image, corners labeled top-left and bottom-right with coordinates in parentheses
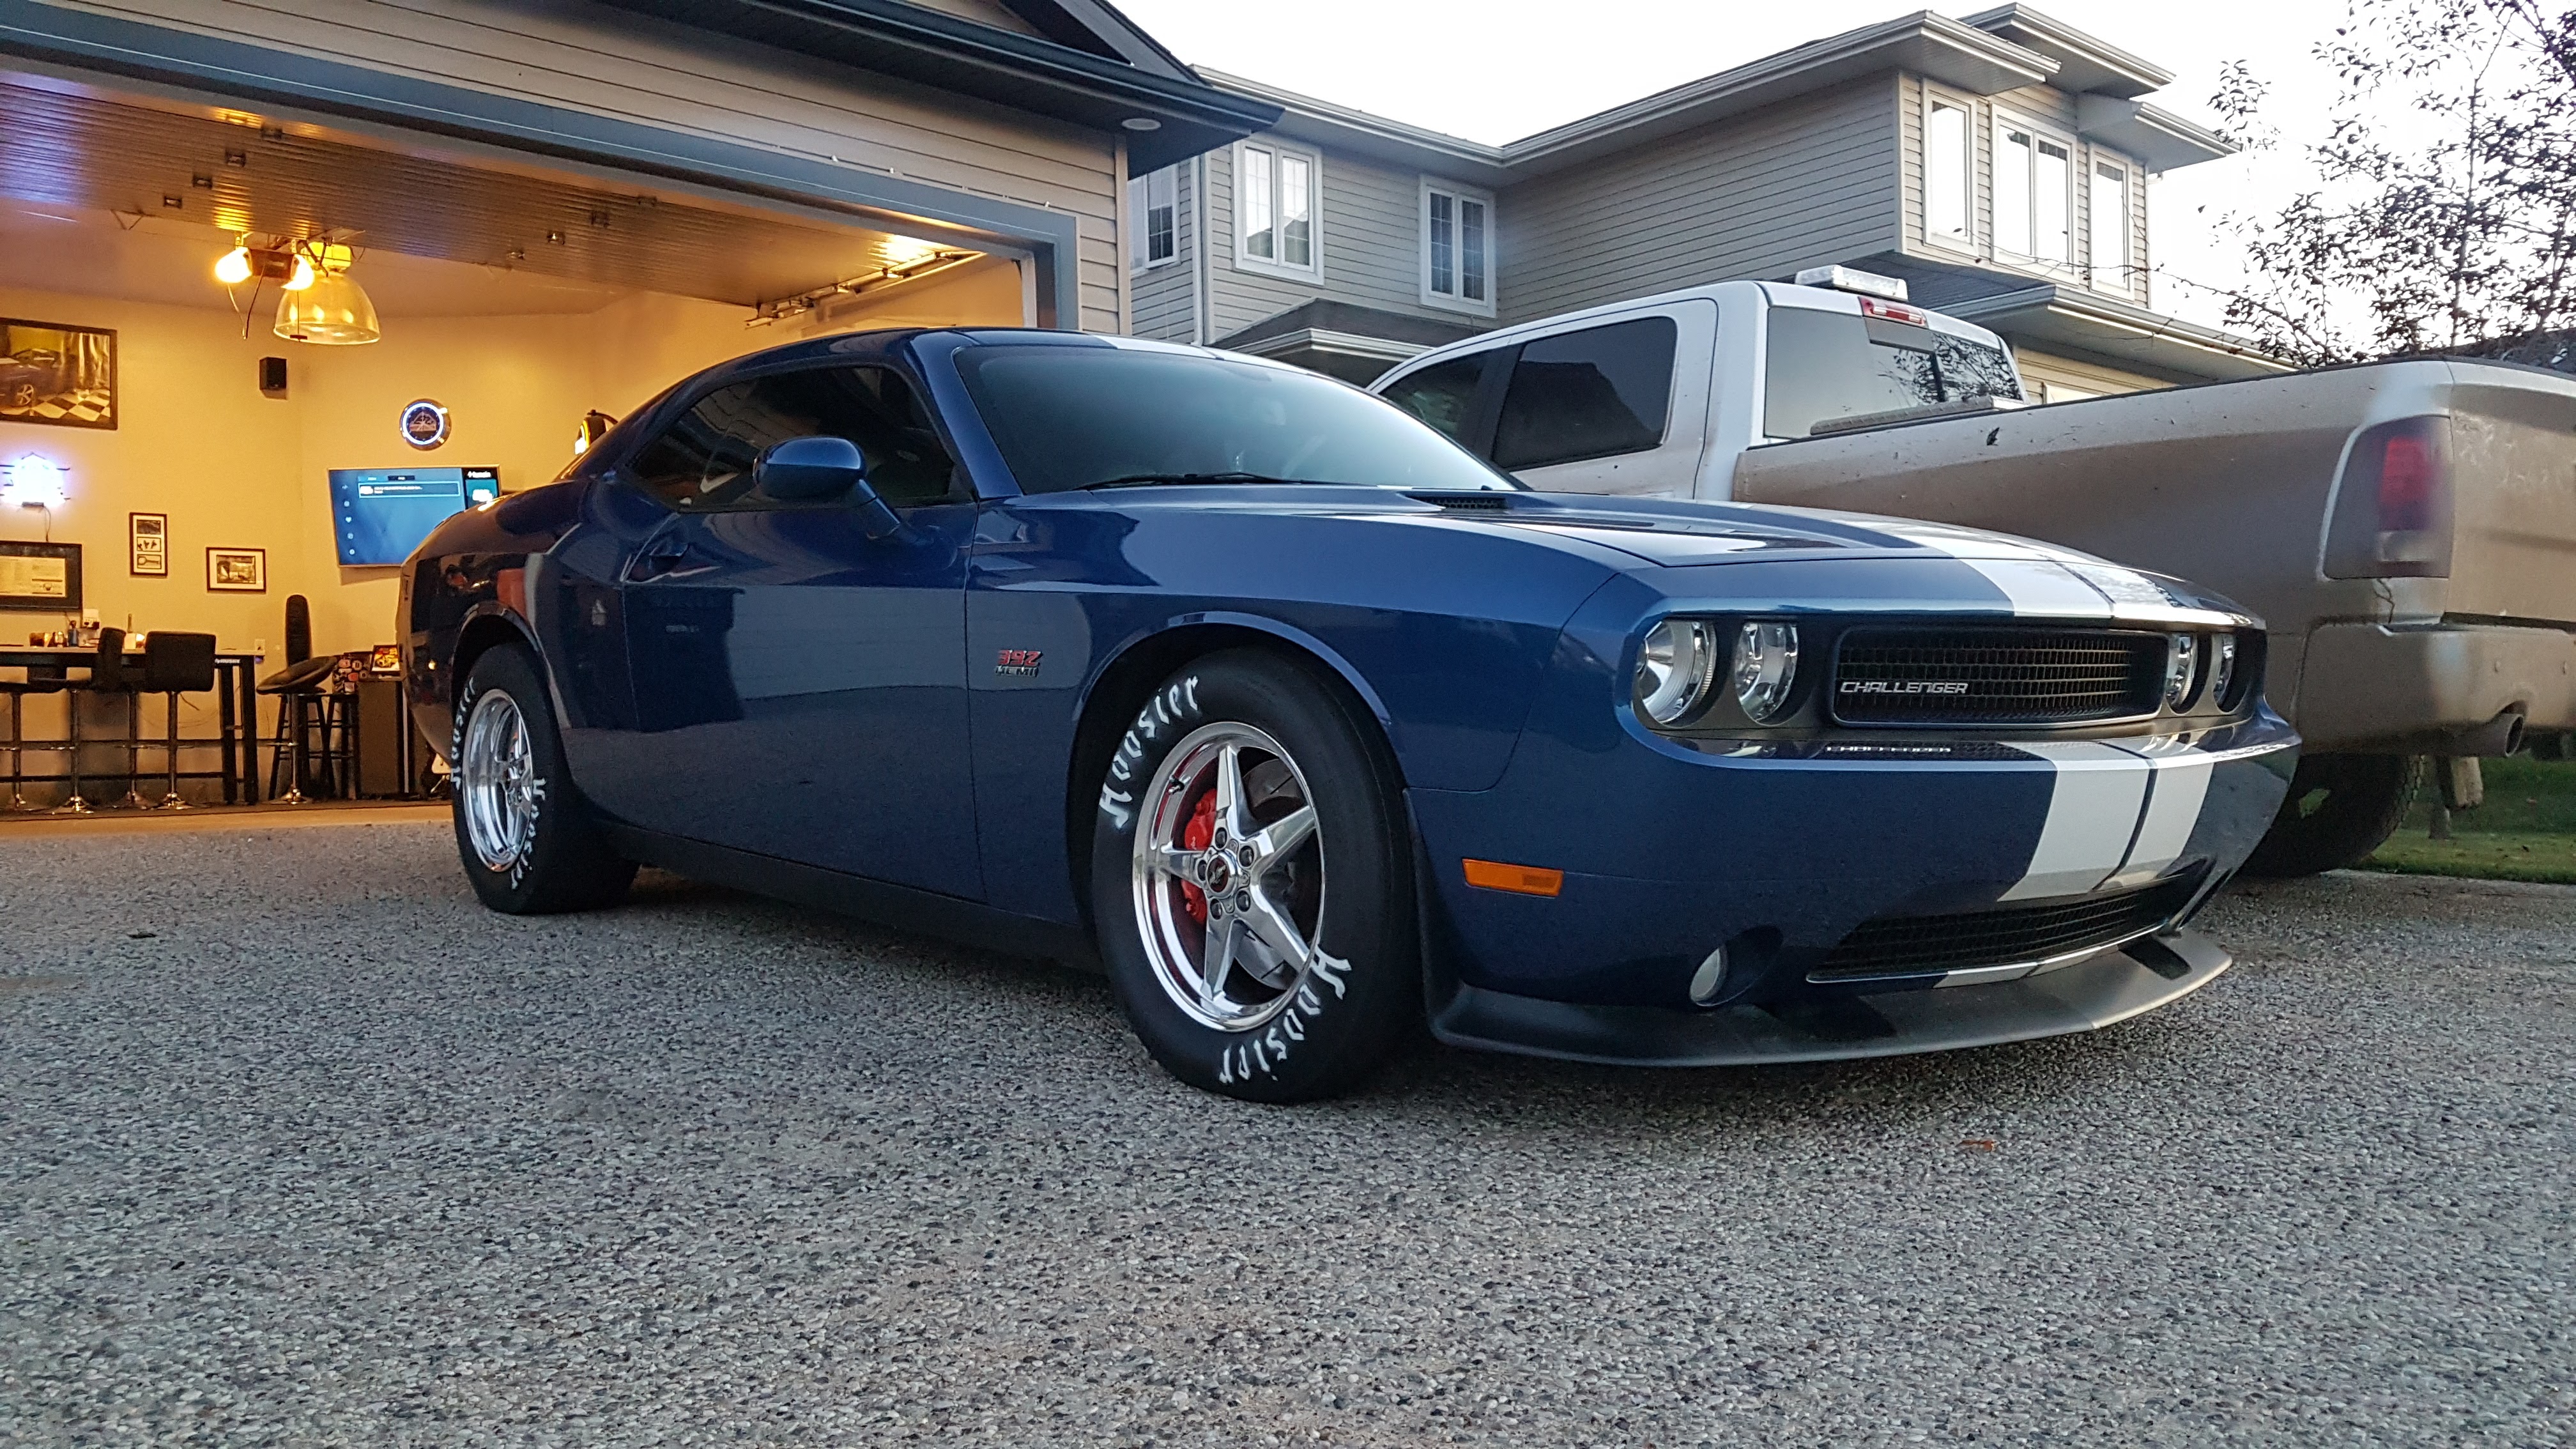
top-left (1379, 353), bottom-right (1491, 444)
top-left (1491, 318), bottom-right (1678, 470)
top-left (627, 366), bottom-right (958, 512)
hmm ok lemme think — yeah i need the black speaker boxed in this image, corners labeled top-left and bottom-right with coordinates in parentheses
top-left (284, 594), bottom-right (312, 665)
top-left (259, 356), bottom-right (288, 395)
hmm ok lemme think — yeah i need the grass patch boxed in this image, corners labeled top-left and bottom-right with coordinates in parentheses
top-left (2361, 755), bottom-right (2576, 884)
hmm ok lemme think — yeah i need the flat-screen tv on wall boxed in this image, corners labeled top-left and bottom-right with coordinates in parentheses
top-left (329, 466), bottom-right (499, 566)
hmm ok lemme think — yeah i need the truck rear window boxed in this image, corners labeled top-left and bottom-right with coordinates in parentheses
top-left (1761, 307), bottom-right (2023, 439)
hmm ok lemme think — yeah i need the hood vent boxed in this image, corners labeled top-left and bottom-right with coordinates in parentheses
top-left (1409, 491), bottom-right (1511, 512)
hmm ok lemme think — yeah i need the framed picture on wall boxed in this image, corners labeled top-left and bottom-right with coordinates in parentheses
top-left (0, 318), bottom-right (117, 431)
top-left (0, 540), bottom-right (82, 611)
top-left (206, 546), bottom-right (266, 594)
top-left (130, 512), bottom-right (168, 576)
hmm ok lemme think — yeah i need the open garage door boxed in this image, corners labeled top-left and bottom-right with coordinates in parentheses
top-left (0, 72), bottom-right (1034, 765)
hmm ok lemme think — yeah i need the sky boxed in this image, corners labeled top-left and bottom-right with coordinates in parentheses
top-left (1111, 0), bottom-right (2369, 334)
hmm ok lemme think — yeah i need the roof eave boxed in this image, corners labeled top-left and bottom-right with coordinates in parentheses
top-left (1195, 68), bottom-right (1510, 185)
top-left (1497, 11), bottom-right (2057, 176)
top-left (2075, 95), bottom-right (2236, 172)
top-left (588, 0), bottom-right (1280, 171)
top-left (1958, 3), bottom-right (2172, 98)
top-left (1951, 285), bottom-right (2292, 381)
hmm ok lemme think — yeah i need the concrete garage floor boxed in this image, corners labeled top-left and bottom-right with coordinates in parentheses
top-left (2, 821), bottom-right (2571, 1446)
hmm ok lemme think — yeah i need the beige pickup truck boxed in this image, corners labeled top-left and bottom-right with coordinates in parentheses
top-left (1372, 272), bottom-right (2576, 874)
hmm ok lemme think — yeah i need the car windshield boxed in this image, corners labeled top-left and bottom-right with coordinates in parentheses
top-left (1761, 305), bottom-right (2025, 440)
top-left (953, 344), bottom-right (1519, 494)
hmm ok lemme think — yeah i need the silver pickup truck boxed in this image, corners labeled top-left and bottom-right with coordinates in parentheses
top-left (1372, 272), bottom-right (2576, 874)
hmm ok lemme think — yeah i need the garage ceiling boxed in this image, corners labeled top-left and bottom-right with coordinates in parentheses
top-left (0, 80), bottom-right (969, 309)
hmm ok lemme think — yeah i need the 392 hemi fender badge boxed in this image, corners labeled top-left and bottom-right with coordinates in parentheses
top-left (996, 648), bottom-right (1043, 677)
top-left (1841, 679), bottom-right (1972, 695)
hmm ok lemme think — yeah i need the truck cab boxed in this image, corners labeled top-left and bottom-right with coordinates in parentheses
top-left (1373, 269), bottom-right (2027, 503)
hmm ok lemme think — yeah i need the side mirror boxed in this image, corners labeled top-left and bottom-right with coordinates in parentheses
top-left (753, 435), bottom-right (903, 539)
top-left (755, 435), bottom-right (864, 502)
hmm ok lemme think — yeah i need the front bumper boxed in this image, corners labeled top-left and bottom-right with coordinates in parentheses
top-left (1430, 927), bottom-right (2230, 1067)
top-left (2295, 620), bottom-right (2576, 752)
top-left (1407, 710), bottom-right (2297, 1034)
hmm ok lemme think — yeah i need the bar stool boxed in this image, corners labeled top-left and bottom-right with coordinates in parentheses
top-left (135, 633), bottom-right (218, 809)
top-left (259, 655), bottom-right (339, 804)
top-left (88, 629), bottom-right (157, 811)
top-left (52, 629), bottom-right (121, 815)
top-left (1, 668), bottom-right (65, 811)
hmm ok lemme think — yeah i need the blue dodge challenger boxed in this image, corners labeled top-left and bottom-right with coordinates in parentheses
top-left (402, 328), bottom-right (2298, 1101)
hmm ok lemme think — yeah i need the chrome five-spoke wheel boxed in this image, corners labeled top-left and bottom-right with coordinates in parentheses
top-left (1131, 721), bottom-right (1327, 1032)
top-left (459, 688), bottom-right (541, 871)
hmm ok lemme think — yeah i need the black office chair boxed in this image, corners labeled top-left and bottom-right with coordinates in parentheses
top-left (0, 664), bottom-right (65, 811)
top-left (133, 633), bottom-right (217, 809)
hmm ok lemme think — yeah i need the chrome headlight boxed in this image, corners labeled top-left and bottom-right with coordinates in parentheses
top-left (1731, 621), bottom-right (1800, 723)
top-left (1635, 619), bottom-right (1717, 726)
top-left (2163, 633), bottom-right (2202, 710)
top-left (2209, 633), bottom-right (2238, 710)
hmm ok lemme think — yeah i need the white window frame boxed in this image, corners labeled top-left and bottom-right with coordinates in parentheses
top-left (1921, 88), bottom-right (1976, 253)
top-left (1418, 178), bottom-right (1496, 317)
top-left (2087, 153), bottom-right (2133, 296)
top-left (1232, 139), bottom-right (1320, 278)
top-left (1992, 111), bottom-right (2077, 272)
top-left (1128, 164), bottom-right (1177, 273)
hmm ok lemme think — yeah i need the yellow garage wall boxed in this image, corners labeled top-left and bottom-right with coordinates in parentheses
top-left (0, 282), bottom-right (753, 662)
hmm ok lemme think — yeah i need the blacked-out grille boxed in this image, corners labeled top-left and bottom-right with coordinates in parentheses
top-left (1832, 627), bottom-right (2165, 725)
top-left (1811, 872), bottom-right (2203, 982)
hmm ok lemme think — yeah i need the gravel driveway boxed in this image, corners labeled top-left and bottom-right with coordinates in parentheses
top-left (3, 817), bottom-right (2570, 1446)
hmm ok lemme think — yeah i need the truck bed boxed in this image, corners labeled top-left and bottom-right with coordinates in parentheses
top-left (1731, 358), bottom-right (2576, 746)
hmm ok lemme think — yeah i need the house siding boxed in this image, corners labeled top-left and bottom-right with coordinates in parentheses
top-left (1198, 131), bottom-right (1483, 342)
top-left (1130, 159), bottom-right (1200, 342)
top-left (2017, 347), bottom-right (2175, 399)
top-left (1499, 80), bottom-right (1903, 325)
top-left (72, 0), bottom-right (1128, 331)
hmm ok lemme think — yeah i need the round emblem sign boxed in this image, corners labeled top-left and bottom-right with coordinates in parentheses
top-left (400, 399), bottom-right (450, 450)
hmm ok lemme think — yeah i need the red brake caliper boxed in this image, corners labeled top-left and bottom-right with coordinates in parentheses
top-left (1178, 788), bottom-right (1216, 924)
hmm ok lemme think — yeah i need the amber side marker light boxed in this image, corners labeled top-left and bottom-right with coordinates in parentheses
top-left (1463, 859), bottom-right (1564, 897)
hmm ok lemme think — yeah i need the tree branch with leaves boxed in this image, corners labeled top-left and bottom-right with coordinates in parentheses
top-left (2209, 0), bottom-right (2576, 367)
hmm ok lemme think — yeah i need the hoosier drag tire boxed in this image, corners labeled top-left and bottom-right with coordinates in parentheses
top-left (1089, 651), bottom-right (1417, 1103)
top-left (452, 643), bottom-right (636, 914)
top-left (2241, 753), bottom-right (2426, 878)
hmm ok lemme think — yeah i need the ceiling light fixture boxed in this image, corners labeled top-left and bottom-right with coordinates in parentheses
top-left (214, 245), bottom-right (254, 286)
top-left (274, 240), bottom-right (379, 345)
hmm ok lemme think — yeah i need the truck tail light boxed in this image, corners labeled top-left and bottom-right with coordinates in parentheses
top-left (2324, 416), bottom-right (2453, 579)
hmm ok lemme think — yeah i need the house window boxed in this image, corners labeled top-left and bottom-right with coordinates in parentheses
top-left (2089, 159), bottom-right (2131, 293)
top-left (1995, 118), bottom-right (2073, 265)
top-left (1128, 165), bottom-right (1176, 272)
top-left (1236, 141), bottom-right (1316, 273)
top-left (1925, 96), bottom-right (1971, 245)
top-left (1422, 181), bottom-right (1495, 314)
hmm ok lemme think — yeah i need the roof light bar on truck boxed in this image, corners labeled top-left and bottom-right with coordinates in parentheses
top-left (1793, 264), bottom-right (1910, 303)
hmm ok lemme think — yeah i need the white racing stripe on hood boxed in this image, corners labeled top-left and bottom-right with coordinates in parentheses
top-left (2000, 741), bottom-right (2150, 900)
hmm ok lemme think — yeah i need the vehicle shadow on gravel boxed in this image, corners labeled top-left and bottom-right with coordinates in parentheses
top-left (609, 866), bottom-right (2206, 1147)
